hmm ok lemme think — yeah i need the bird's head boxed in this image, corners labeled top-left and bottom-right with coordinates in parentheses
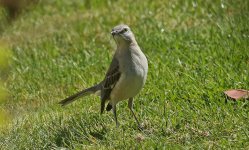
top-left (111, 24), bottom-right (136, 45)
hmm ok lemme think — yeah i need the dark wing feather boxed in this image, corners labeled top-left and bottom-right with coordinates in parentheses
top-left (100, 56), bottom-right (121, 113)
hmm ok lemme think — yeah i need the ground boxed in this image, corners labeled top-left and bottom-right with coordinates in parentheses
top-left (0, 0), bottom-right (248, 149)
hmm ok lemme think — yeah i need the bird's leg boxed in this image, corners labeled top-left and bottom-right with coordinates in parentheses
top-left (112, 104), bottom-right (119, 127)
top-left (128, 98), bottom-right (142, 129)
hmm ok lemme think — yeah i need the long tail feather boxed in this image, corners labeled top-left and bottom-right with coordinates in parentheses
top-left (59, 84), bottom-right (101, 106)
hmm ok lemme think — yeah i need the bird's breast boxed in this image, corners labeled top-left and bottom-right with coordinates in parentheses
top-left (110, 49), bottom-right (148, 104)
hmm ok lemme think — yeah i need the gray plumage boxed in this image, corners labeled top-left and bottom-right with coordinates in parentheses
top-left (59, 24), bottom-right (148, 128)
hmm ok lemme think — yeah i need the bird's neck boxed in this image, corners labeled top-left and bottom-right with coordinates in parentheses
top-left (117, 41), bottom-right (137, 50)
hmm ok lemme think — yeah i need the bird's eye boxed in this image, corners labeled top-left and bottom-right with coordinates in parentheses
top-left (120, 28), bottom-right (128, 34)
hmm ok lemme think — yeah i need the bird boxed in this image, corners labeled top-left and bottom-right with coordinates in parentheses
top-left (59, 24), bottom-right (148, 128)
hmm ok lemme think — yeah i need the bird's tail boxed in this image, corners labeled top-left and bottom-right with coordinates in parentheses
top-left (59, 84), bottom-right (101, 106)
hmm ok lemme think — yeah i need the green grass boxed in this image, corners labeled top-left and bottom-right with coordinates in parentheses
top-left (0, 0), bottom-right (249, 149)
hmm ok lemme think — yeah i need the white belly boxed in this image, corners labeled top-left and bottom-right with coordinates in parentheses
top-left (110, 73), bottom-right (144, 103)
top-left (110, 51), bottom-right (148, 104)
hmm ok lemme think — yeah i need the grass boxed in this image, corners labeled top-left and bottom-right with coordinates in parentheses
top-left (0, 0), bottom-right (249, 149)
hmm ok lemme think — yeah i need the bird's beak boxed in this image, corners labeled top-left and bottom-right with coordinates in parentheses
top-left (111, 30), bottom-right (117, 36)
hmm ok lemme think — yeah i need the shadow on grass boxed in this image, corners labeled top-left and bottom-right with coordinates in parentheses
top-left (53, 115), bottom-right (107, 148)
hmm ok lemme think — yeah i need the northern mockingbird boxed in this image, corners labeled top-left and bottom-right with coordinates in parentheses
top-left (59, 24), bottom-right (148, 128)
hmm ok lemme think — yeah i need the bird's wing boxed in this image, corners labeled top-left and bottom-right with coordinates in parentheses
top-left (100, 56), bottom-right (121, 113)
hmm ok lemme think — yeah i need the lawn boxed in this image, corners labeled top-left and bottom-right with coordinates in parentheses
top-left (0, 0), bottom-right (249, 149)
